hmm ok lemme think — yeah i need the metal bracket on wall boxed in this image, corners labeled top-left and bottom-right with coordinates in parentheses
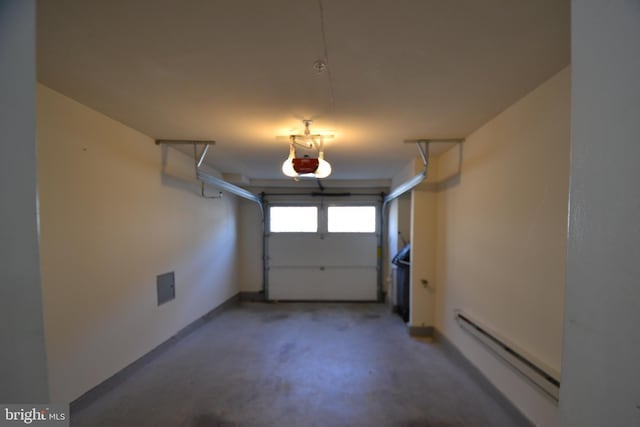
top-left (200, 181), bottom-right (223, 199)
top-left (383, 138), bottom-right (464, 207)
top-left (155, 139), bottom-right (214, 172)
top-left (378, 138), bottom-right (464, 301)
top-left (154, 139), bottom-right (262, 213)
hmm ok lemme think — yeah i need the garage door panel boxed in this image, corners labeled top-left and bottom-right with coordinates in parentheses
top-left (269, 267), bottom-right (377, 301)
top-left (266, 203), bottom-right (379, 300)
top-left (268, 234), bottom-right (377, 267)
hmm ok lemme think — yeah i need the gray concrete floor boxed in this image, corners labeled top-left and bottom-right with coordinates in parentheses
top-left (71, 303), bottom-right (528, 427)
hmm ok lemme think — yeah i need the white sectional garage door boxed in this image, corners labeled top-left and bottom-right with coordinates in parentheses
top-left (266, 204), bottom-right (379, 301)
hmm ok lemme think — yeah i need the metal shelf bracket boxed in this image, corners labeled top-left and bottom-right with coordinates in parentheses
top-left (154, 139), bottom-right (263, 216)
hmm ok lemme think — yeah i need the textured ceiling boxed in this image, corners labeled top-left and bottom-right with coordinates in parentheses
top-left (37, 0), bottom-right (569, 182)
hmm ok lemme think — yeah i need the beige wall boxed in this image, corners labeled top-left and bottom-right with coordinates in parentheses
top-left (409, 190), bottom-right (436, 327)
top-left (37, 85), bottom-right (240, 402)
top-left (560, 3), bottom-right (640, 425)
top-left (433, 67), bottom-right (570, 425)
top-left (238, 198), bottom-right (263, 292)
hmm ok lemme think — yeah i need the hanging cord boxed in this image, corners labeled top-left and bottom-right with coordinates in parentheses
top-left (317, 0), bottom-right (336, 114)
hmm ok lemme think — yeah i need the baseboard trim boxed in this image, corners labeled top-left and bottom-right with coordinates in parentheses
top-left (408, 326), bottom-right (434, 337)
top-left (238, 291), bottom-right (266, 302)
top-left (70, 292), bottom-right (240, 413)
top-left (433, 328), bottom-right (534, 427)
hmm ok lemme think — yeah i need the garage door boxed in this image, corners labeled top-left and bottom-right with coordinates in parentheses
top-left (267, 204), bottom-right (379, 301)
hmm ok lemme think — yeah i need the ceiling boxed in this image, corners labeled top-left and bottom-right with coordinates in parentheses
top-left (37, 0), bottom-right (569, 184)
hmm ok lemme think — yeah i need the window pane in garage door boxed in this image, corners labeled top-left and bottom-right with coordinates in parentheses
top-left (270, 206), bottom-right (318, 232)
top-left (327, 206), bottom-right (376, 233)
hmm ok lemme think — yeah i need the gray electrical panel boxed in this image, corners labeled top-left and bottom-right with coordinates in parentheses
top-left (157, 272), bottom-right (175, 305)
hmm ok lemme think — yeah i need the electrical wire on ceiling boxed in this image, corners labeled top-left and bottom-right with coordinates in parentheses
top-left (317, 0), bottom-right (336, 115)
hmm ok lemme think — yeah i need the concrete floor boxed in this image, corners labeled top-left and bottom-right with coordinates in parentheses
top-left (71, 303), bottom-right (528, 427)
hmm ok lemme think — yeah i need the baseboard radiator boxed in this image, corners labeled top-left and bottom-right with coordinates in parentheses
top-left (454, 310), bottom-right (560, 402)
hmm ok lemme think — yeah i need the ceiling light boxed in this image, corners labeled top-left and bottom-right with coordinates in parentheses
top-left (280, 120), bottom-right (332, 179)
